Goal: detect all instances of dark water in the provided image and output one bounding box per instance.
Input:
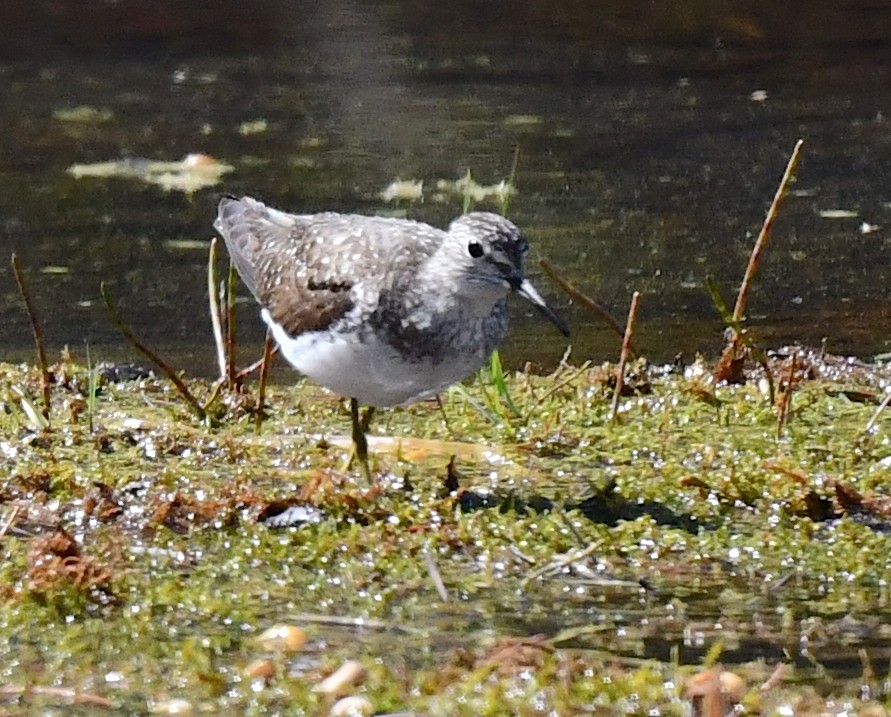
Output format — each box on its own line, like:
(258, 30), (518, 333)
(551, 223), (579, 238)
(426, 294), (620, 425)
(2, 0), (891, 372)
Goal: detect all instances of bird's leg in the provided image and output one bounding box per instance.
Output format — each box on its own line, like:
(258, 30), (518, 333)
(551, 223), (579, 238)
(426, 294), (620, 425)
(434, 394), (454, 436)
(359, 405), (376, 433)
(350, 397), (373, 484)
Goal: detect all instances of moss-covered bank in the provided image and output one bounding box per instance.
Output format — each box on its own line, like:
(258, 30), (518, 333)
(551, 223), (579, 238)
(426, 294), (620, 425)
(2, 351), (891, 715)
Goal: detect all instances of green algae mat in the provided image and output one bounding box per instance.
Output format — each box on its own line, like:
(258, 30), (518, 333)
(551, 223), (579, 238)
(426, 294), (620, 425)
(2, 350), (891, 716)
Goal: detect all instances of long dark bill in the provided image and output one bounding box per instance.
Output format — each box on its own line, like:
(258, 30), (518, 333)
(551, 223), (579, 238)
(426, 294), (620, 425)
(515, 278), (570, 337)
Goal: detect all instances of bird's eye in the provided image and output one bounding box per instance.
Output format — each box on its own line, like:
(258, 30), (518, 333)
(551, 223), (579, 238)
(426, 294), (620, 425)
(468, 241), (484, 258)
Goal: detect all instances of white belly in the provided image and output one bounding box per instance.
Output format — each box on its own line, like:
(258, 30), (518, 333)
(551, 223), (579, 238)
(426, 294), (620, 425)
(263, 310), (490, 407)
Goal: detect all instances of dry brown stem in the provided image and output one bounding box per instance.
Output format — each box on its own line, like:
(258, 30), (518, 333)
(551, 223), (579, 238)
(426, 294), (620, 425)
(732, 139), (804, 324)
(101, 282), (206, 421)
(11, 253), (51, 421)
(610, 291), (641, 421)
(539, 258), (628, 345)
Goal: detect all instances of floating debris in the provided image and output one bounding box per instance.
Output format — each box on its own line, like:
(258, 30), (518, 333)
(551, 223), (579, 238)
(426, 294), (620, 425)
(164, 239), (210, 251)
(330, 696), (373, 717)
(150, 698), (194, 716)
(818, 208), (859, 219)
(53, 105), (114, 123)
(750, 89), (768, 102)
(435, 170), (516, 205)
(11, 385), (49, 431)
(379, 172), (518, 206)
(255, 625), (308, 653)
(244, 659), (276, 680)
(259, 503), (326, 528)
(503, 114), (544, 127)
(239, 119), (268, 136)
(379, 178), (423, 202)
(67, 153), (234, 194)
(315, 660), (366, 697)
(685, 666), (747, 717)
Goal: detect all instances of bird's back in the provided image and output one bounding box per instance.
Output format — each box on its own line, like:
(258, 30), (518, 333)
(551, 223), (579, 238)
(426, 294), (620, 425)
(213, 196), (443, 336)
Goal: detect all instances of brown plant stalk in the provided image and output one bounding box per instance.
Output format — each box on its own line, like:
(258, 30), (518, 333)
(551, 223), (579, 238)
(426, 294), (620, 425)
(255, 331), (276, 432)
(101, 282), (206, 421)
(540, 257), (628, 346)
(11, 254), (51, 421)
(611, 291), (641, 421)
(732, 139), (804, 325)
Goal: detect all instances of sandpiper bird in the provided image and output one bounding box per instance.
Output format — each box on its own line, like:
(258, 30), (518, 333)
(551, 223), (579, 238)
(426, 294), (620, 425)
(214, 195), (569, 478)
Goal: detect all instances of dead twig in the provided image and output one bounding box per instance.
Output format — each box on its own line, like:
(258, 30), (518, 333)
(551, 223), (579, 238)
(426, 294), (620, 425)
(520, 541), (603, 588)
(759, 663), (788, 693)
(0, 683), (114, 707)
(611, 291), (641, 421)
(423, 549), (450, 602)
(732, 139), (804, 324)
(865, 391), (891, 433)
(522, 360), (591, 424)
(100, 282), (206, 421)
(709, 141), (802, 397)
(705, 276), (775, 401)
(11, 254), (51, 422)
(255, 331), (276, 433)
(0, 505), (21, 539)
(235, 346), (279, 381)
(540, 258), (627, 345)
(776, 350), (798, 437)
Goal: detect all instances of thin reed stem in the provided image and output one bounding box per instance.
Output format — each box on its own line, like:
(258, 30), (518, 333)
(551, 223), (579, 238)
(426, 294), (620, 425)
(732, 139), (804, 324)
(255, 331), (276, 433)
(207, 238), (227, 381)
(100, 282), (206, 421)
(11, 253), (51, 422)
(610, 291), (641, 422)
(540, 258), (627, 345)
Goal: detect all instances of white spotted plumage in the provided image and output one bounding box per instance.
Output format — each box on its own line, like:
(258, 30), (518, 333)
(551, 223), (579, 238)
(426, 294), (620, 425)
(214, 196), (568, 407)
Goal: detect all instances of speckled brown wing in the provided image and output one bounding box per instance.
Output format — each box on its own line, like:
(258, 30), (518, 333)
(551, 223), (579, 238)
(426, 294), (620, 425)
(213, 196), (441, 337)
